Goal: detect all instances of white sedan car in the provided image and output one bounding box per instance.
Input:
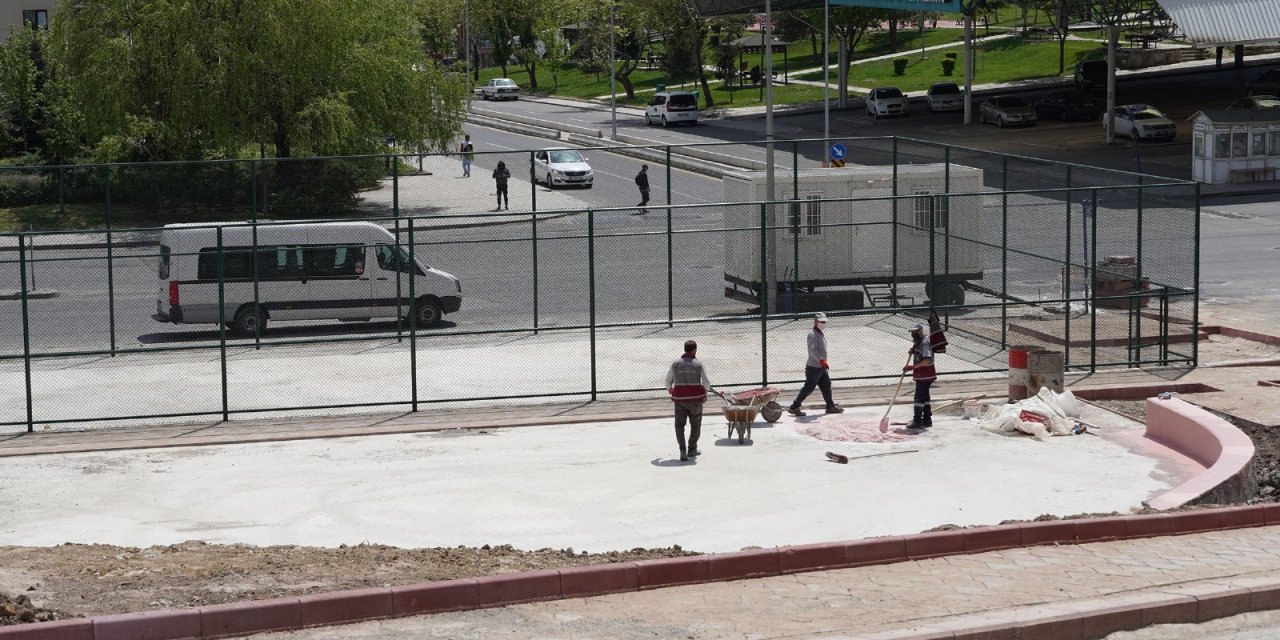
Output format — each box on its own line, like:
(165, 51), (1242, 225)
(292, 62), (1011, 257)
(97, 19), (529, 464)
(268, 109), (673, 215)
(865, 87), (908, 118)
(1104, 104), (1176, 140)
(480, 78), (520, 101)
(533, 149), (593, 189)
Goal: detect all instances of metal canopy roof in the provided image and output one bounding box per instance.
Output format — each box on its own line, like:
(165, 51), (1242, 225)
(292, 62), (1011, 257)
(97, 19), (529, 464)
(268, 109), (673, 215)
(1142, 0), (1280, 46)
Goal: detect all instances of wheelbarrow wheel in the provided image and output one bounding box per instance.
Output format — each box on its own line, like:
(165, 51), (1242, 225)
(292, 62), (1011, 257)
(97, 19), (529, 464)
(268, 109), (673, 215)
(761, 401), (783, 423)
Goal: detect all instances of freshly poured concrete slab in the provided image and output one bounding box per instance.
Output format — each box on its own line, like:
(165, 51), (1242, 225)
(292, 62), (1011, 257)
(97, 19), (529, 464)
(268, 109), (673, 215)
(0, 405), (1191, 552)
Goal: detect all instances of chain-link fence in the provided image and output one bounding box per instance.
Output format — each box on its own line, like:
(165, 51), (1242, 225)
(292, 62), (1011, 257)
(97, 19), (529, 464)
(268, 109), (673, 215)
(0, 138), (1198, 431)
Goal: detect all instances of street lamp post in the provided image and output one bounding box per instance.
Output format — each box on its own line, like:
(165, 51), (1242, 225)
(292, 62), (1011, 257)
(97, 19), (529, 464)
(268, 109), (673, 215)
(610, 1), (617, 140)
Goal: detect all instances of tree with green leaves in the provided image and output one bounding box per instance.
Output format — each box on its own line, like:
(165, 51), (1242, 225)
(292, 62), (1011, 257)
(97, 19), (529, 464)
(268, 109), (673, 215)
(793, 6), (890, 109)
(51, 0), (468, 161)
(1085, 0), (1157, 142)
(0, 24), (84, 163)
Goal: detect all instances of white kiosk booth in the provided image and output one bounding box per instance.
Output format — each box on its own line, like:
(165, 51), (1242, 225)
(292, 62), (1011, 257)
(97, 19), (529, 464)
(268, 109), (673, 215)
(1190, 109), (1280, 184)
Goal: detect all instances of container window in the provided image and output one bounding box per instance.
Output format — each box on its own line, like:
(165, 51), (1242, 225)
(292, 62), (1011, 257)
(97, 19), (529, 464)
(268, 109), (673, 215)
(1232, 132), (1248, 158)
(1193, 133), (1204, 158)
(913, 190), (949, 232)
(1252, 132), (1267, 157)
(1271, 131), (1280, 156)
(787, 194), (822, 236)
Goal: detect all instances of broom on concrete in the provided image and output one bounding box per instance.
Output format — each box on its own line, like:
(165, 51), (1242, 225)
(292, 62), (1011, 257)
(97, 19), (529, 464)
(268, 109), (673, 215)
(879, 354), (913, 433)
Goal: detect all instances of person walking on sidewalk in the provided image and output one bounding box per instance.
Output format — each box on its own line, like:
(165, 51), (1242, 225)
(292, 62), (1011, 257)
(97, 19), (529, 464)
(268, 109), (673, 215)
(634, 165), (650, 213)
(492, 161), (511, 211)
(903, 323), (937, 429)
(786, 313), (844, 417)
(666, 339), (712, 461)
(459, 134), (474, 177)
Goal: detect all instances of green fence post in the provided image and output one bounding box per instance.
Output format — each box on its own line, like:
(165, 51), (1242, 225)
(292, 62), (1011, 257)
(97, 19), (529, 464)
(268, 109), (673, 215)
(1090, 188), (1098, 372)
(1132, 179), (1143, 364)
(530, 151), (537, 212)
(928, 196), (936, 305)
(589, 208), (597, 400)
(532, 209), (540, 334)
(1000, 156), (1008, 349)
(251, 183), (262, 350)
(760, 202), (769, 386)
(1064, 166), (1072, 370)
(216, 227), (229, 421)
(392, 153), (399, 218)
(666, 145), (673, 327)
(1192, 182), (1201, 367)
(408, 216), (418, 412)
(891, 138), (900, 303)
(18, 234), (34, 432)
(104, 165), (116, 355)
(394, 169), (404, 341)
(943, 149), (951, 324)
(250, 159), (257, 218)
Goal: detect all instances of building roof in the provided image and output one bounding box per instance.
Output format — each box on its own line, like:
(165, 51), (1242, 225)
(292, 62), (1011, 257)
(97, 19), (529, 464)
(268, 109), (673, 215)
(1158, 0), (1280, 46)
(1192, 108), (1280, 123)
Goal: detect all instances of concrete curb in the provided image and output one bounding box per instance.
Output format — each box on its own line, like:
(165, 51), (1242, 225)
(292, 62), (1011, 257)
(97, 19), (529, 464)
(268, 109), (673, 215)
(0, 289), (58, 300)
(7, 505), (1280, 639)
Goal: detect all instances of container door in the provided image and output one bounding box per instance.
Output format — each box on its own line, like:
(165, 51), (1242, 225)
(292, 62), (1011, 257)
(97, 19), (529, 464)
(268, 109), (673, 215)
(849, 188), (893, 278)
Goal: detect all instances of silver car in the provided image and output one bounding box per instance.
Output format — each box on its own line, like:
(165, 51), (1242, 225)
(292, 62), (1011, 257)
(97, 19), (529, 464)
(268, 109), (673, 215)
(865, 87), (908, 119)
(979, 96), (1037, 127)
(481, 78), (520, 101)
(533, 149), (593, 189)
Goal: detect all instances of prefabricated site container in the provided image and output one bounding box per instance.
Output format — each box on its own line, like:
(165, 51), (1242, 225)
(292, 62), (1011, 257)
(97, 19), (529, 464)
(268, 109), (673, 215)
(722, 163), (984, 309)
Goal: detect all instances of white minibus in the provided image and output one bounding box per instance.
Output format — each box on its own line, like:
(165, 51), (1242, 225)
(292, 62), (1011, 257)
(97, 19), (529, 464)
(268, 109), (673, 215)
(154, 221), (462, 335)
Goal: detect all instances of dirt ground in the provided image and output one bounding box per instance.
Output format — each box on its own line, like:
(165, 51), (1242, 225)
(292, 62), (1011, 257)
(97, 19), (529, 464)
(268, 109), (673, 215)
(4, 332), (1279, 627)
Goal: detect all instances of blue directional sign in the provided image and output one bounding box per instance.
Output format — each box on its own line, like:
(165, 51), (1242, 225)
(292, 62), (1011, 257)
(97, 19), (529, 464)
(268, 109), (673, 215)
(830, 143), (847, 161)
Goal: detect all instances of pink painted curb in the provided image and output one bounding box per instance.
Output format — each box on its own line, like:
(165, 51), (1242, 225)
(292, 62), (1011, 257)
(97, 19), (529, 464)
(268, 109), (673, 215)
(10, 506), (1280, 640)
(1144, 397), (1257, 509)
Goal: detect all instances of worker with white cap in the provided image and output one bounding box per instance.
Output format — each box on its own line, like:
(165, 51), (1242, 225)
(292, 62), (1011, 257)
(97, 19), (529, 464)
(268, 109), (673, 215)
(904, 322), (937, 429)
(786, 312), (844, 417)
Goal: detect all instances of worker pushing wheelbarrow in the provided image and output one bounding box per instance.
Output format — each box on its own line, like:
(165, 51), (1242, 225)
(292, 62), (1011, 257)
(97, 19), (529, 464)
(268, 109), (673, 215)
(717, 386), (783, 444)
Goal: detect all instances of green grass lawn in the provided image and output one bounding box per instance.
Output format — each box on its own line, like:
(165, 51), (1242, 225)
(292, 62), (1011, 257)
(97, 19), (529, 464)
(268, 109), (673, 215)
(476, 34), (1106, 107)
(797, 39), (1105, 93)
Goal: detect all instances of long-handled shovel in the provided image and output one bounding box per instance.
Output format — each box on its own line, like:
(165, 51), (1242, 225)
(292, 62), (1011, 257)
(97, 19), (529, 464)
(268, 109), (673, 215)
(879, 354), (913, 433)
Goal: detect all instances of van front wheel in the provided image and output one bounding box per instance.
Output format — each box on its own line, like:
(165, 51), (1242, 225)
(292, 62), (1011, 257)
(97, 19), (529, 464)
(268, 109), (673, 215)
(232, 304), (266, 336)
(411, 297), (443, 328)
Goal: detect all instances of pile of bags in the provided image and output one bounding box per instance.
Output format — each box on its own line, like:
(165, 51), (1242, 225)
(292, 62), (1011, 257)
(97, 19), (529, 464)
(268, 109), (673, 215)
(977, 387), (1084, 441)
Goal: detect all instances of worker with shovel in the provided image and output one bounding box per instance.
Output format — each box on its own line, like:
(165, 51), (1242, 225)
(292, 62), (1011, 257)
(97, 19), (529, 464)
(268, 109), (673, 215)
(904, 323), (937, 429)
(666, 339), (713, 462)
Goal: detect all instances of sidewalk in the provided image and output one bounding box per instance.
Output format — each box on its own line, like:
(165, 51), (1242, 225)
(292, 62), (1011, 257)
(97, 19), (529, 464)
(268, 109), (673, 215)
(256, 523), (1280, 639)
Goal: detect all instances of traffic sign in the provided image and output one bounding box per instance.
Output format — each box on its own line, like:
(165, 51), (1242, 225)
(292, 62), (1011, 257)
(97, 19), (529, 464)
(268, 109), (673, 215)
(830, 143), (847, 161)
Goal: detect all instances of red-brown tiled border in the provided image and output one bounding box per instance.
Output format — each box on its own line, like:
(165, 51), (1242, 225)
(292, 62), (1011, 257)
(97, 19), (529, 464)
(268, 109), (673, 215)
(6, 506), (1280, 640)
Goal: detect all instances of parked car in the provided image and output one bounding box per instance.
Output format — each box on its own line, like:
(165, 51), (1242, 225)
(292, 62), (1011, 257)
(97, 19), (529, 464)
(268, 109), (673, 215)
(481, 78), (520, 101)
(978, 96), (1037, 127)
(1233, 94), (1280, 110)
(1246, 69), (1280, 96)
(1104, 104), (1176, 140)
(1033, 92), (1104, 121)
(645, 91), (699, 127)
(1074, 60), (1107, 93)
(865, 86), (908, 118)
(925, 82), (963, 112)
(533, 148), (593, 189)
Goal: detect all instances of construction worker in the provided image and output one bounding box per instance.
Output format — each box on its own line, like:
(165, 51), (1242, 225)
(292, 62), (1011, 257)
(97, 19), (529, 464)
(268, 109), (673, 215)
(904, 323), (937, 429)
(665, 339), (712, 462)
(786, 312), (844, 417)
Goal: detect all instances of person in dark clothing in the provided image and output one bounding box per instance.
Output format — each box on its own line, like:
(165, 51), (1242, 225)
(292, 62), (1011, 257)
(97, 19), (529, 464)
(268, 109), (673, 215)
(492, 161), (511, 211)
(634, 164), (650, 213)
(665, 339), (712, 461)
(903, 323), (937, 429)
